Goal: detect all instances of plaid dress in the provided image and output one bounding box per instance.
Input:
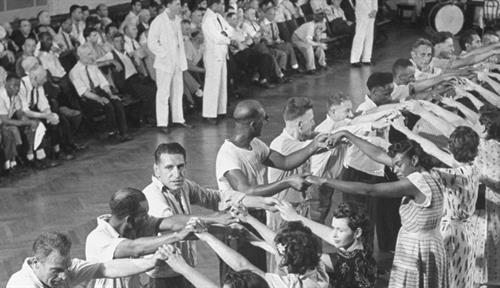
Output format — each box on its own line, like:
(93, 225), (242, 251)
(388, 171), (448, 288)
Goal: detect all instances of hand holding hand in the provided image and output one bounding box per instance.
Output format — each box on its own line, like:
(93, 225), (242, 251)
(47, 113), (60, 125)
(208, 212), (239, 226)
(156, 245), (188, 272)
(286, 173), (311, 192)
(305, 175), (326, 186)
(229, 204), (249, 222)
(29, 120), (39, 131)
(276, 201), (300, 221)
(110, 94), (121, 101)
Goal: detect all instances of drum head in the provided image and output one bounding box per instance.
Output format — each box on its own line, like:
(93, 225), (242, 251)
(434, 4), (464, 35)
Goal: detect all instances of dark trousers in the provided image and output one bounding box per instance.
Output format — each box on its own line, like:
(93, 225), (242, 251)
(219, 209), (267, 283)
(124, 74), (156, 119)
(149, 275), (195, 288)
(277, 22), (292, 42)
(340, 167), (401, 253)
(80, 97), (127, 135)
(232, 48), (274, 81)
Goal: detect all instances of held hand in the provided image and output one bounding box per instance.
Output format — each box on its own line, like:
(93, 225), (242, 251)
(262, 197), (281, 212)
(368, 10), (377, 18)
(276, 201), (300, 221)
(47, 113), (60, 125)
(157, 245), (189, 271)
(182, 217), (208, 235)
(312, 133), (332, 151)
(112, 60), (123, 72)
(476, 71), (490, 82)
(229, 205), (249, 222)
(109, 94), (121, 101)
(390, 115), (407, 131)
(208, 212), (239, 226)
(100, 97), (110, 105)
(286, 173), (312, 192)
(305, 175), (326, 186)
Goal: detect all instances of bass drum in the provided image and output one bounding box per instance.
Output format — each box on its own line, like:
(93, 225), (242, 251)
(428, 2), (465, 35)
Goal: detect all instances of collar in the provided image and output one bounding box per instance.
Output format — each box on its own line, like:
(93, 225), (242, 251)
(261, 18), (271, 25)
(282, 128), (299, 141)
(96, 214), (121, 238)
(21, 258), (47, 287)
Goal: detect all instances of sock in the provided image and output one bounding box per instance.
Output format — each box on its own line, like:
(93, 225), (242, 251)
(36, 149), (46, 160)
(27, 153), (34, 161)
(292, 64), (299, 69)
(11, 160), (17, 167)
(4, 161), (10, 169)
(54, 145), (60, 153)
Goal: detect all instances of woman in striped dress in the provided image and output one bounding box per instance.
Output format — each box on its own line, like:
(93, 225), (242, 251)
(307, 134), (447, 288)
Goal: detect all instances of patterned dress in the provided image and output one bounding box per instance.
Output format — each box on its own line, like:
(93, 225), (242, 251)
(327, 249), (377, 288)
(473, 139), (500, 283)
(432, 165), (479, 288)
(388, 171), (447, 288)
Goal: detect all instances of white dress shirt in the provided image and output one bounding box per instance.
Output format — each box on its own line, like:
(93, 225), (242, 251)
(19, 76), (50, 112)
(69, 61), (110, 96)
(0, 87), (22, 118)
(113, 49), (138, 79)
(38, 50), (66, 78)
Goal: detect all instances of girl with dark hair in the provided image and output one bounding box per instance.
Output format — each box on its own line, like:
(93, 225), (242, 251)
(196, 208), (329, 288)
(278, 201), (376, 288)
(224, 270), (270, 288)
(306, 131), (447, 288)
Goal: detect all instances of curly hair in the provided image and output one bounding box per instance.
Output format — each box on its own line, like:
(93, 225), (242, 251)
(387, 139), (435, 170)
(332, 202), (371, 254)
(479, 104), (500, 142)
(224, 270), (270, 288)
(448, 126), (479, 163)
(274, 222), (321, 275)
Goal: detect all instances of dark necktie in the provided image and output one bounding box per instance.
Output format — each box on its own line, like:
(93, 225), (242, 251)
(30, 87), (38, 109)
(85, 66), (96, 90)
(162, 186), (186, 214)
(271, 23), (277, 40)
(63, 33), (71, 49)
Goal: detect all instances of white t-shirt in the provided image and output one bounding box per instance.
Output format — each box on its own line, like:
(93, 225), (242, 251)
(216, 138), (270, 191)
(7, 258), (100, 288)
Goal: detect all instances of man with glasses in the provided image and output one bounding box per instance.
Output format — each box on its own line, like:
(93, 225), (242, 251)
(215, 99), (332, 275)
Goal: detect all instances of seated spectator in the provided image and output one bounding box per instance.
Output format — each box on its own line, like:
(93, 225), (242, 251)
(95, 3), (109, 20)
(120, 0), (142, 32)
(81, 5), (90, 22)
(149, 1), (162, 20)
(0, 26), (16, 71)
(137, 9), (151, 40)
(260, 6), (299, 72)
(109, 32), (155, 124)
(123, 22), (149, 76)
(190, 8), (206, 32)
(181, 1), (192, 20)
(18, 61), (64, 167)
(227, 12), (276, 88)
(459, 30), (482, 57)
(35, 10), (58, 40)
(15, 38), (37, 77)
(85, 15), (107, 45)
(273, 0), (300, 41)
(69, 5), (86, 45)
(11, 19), (37, 49)
(292, 14), (327, 73)
(69, 44), (131, 142)
(327, 0), (354, 36)
(180, 21), (204, 108)
(0, 71), (32, 173)
(183, 23), (205, 76)
(83, 27), (111, 61)
(54, 17), (77, 53)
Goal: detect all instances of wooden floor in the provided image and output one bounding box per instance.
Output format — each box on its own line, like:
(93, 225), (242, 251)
(0, 25), (423, 286)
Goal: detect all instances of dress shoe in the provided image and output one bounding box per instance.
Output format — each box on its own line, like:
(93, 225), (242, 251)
(351, 62), (362, 68)
(176, 122), (194, 129)
(305, 70), (316, 75)
(117, 134), (133, 143)
(204, 117), (218, 125)
(361, 61), (373, 66)
(157, 127), (171, 134)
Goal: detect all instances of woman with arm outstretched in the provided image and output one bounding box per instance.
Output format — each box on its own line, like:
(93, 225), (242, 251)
(306, 138), (447, 288)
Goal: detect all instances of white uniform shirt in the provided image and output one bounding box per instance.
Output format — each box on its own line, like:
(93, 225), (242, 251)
(19, 76), (51, 112)
(216, 138), (270, 191)
(112, 49), (138, 80)
(0, 87), (22, 118)
(38, 51), (66, 78)
(69, 61), (110, 96)
(7, 258), (100, 288)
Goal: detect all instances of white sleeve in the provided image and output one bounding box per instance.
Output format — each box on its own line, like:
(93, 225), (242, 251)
(68, 259), (102, 286)
(85, 230), (126, 262)
(18, 80), (29, 111)
(216, 146), (243, 180)
(143, 186), (173, 218)
(95, 67), (110, 89)
(147, 18), (168, 58)
(37, 88), (51, 112)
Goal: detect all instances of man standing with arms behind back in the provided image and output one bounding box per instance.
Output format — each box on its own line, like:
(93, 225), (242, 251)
(148, 0), (192, 134)
(201, 0), (232, 124)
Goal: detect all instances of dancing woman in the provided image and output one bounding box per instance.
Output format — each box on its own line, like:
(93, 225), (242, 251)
(307, 133), (447, 288)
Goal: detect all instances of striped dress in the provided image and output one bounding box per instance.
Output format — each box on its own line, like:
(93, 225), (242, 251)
(388, 171), (448, 288)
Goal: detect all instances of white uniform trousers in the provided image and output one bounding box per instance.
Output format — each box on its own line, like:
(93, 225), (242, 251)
(202, 57), (227, 118)
(350, 16), (375, 63)
(155, 68), (185, 126)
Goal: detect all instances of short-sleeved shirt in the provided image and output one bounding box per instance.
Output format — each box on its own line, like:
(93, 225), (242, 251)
(216, 138), (271, 191)
(391, 83), (412, 102)
(0, 87), (22, 118)
(85, 214), (161, 288)
(38, 51), (66, 78)
(7, 258), (100, 288)
(19, 76), (51, 112)
(69, 61), (110, 96)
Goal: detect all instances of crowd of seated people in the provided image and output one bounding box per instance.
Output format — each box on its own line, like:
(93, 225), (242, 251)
(0, 0), (355, 176)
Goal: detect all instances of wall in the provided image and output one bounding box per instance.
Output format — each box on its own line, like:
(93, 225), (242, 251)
(0, 0), (126, 22)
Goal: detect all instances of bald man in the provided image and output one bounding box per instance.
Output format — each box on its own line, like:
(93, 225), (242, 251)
(215, 99), (332, 274)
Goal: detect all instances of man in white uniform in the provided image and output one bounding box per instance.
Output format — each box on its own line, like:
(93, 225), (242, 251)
(201, 0), (232, 124)
(7, 231), (167, 288)
(350, 0), (377, 67)
(148, 0), (191, 134)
